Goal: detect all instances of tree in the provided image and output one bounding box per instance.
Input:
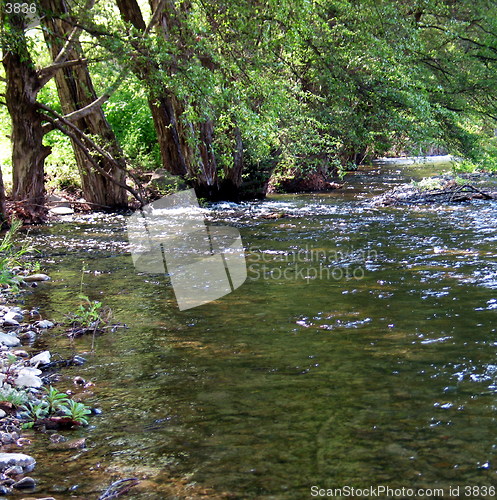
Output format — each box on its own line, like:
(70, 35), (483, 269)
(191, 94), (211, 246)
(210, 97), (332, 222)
(1, 7), (52, 222)
(1, 0), (141, 222)
(40, 0), (128, 208)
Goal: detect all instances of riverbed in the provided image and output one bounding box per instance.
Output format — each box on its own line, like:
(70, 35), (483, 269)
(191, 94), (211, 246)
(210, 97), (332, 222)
(17, 159), (497, 498)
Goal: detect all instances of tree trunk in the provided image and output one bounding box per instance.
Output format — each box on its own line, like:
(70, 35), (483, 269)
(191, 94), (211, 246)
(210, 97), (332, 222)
(116, 0), (221, 198)
(219, 126), (243, 201)
(2, 13), (49, 223)
(0, 166), (7, 227)
(41, 0), (128, 209)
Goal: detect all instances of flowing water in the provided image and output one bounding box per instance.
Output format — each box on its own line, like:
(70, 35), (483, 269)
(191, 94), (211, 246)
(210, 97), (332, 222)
(15, 160), (497, 498)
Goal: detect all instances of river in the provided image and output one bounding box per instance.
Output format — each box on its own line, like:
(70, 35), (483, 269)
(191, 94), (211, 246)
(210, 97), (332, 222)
(18, 159), (497, 498)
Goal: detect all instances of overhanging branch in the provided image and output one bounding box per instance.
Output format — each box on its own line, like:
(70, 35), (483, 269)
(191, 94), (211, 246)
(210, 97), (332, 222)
(37, 58), (88, 86)
(38, 103), (144, 205)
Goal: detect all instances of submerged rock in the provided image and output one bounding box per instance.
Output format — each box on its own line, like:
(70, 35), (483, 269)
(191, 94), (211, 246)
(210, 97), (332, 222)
(23, 274), (51, 282)
(0, 453), (36, 473)
(12, 475), (36, 489)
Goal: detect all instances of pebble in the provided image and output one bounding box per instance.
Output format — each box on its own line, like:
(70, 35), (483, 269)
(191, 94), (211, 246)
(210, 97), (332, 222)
(13, 350), (29, 357)
(49, 434), (66, 443)
(0, 484), (11, 494)
(4, 311), (24, 323)
(12, 476), (36, 489)
(0, 432), (14, 444)
(35, 320), (54, 329)
(0, 453), (36, 473)
(71, 355), (87, 365)
(23, 274), (51, 282)
(2, 317), (20, 327)
(0, 409), (5, 418)
(4, 465), (23, 476)
(0, 332), (21, 347)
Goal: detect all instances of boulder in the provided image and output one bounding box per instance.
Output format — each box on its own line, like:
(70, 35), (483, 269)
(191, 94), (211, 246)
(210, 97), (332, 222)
(49, 206), (74, 215)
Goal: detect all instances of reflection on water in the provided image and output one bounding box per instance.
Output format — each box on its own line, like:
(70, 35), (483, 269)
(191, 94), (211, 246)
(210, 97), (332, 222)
(17, 162), (497, 498)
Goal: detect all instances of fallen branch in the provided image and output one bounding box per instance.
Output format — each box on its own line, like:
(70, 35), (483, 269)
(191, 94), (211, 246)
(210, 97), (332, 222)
(373, 183), (497, 207)
(98, 478), (140, 499)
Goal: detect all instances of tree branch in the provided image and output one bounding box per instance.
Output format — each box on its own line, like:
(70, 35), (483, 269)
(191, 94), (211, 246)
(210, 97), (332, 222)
(62, 93), (110, 122)
(38, 103), (144, 205)
(36, 0), (95, 89)
(37, 58), (87, 86)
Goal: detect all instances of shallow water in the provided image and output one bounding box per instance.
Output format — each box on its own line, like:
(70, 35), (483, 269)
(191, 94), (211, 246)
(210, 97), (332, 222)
(15, 161), (497, 498)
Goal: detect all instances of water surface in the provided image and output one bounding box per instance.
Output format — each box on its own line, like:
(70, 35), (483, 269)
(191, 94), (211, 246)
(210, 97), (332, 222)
(17, 160), (497, 498)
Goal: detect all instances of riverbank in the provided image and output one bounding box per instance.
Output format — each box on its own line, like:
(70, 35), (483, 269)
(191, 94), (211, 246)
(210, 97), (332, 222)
(0, 266), (100, 497)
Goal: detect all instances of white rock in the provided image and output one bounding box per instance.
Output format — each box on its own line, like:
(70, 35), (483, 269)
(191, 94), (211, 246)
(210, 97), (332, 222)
(49, 206), (74, 215)
(23, 274), (51, 283)
(0, 333), (21, 347)
(18, 367), (42, 376)
(35, 320), (54, 329)
(14, 373), (43, 388)
(0, 453), (36, 473)
(0, 410), (6, 418)
(4, 311), (23, 323)
(15, 367), (43, 388)
(29, 350), (51, 366)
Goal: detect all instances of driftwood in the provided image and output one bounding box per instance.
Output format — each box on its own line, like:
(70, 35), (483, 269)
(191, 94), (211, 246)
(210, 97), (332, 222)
(374, 183), (497, 207)
(98, 478), (140, 499)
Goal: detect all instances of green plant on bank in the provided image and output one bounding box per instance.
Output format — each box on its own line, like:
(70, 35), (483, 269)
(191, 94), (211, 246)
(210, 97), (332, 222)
(452, 159), (480, 174)
(0, 218), (38, 290)
(20, 401), (49, 428)
(20, 387), (92, 428)
(44, 385), (69, 414)
(60, 399), (92, 426)
(0, 383), (29, 407)
(411, 177), (444, 191)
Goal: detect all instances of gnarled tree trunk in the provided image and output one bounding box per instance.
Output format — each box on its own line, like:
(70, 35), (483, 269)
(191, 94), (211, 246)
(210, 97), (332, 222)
(116, 0), (221, 198)
(2, 12), (49, 223)
(41, 0), (127, 209)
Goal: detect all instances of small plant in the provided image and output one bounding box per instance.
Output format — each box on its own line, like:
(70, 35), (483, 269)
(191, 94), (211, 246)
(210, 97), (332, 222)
(71, 294), (104, 327)
(20, 401), (49, 428)
(0, 353), (21, 385)
(44, 386), (69, 414)
(0, 218), (38, 290)
(60, 399), (92, 426)
(0, 383), (29, 407)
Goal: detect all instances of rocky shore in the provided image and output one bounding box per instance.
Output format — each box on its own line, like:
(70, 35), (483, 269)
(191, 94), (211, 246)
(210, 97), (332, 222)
(0, 272), (91, 498)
